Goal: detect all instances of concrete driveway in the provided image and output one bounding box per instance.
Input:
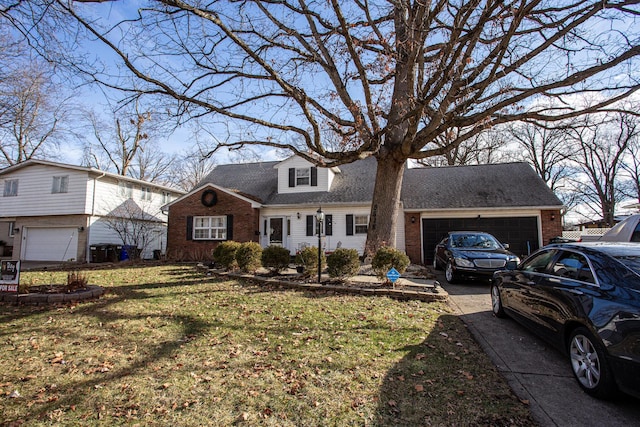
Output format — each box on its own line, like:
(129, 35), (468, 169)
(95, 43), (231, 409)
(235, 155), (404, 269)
(437, 274), (640, 427)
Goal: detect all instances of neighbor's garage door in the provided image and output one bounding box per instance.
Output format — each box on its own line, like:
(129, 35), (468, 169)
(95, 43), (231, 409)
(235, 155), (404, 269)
(422, 217), (539, 263)
(23, 228), (79, 261)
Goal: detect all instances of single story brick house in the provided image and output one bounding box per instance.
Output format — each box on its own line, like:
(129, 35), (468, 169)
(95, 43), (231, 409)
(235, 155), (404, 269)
(164, 155), (563, 264)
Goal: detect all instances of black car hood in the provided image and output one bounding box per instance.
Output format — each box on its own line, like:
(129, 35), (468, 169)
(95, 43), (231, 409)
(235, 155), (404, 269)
(452, 248), (515, 259)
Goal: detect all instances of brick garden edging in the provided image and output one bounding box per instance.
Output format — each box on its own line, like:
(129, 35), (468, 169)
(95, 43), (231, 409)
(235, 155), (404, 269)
(212, 271), (449, 302)
(0, 285), (105, 305)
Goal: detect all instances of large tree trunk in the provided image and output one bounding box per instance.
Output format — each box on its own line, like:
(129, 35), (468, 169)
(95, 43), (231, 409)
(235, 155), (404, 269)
(364, 154), (406, 258)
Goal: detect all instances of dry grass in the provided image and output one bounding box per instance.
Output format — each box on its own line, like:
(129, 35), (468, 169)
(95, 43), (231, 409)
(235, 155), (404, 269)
(0, 265), (535, 426)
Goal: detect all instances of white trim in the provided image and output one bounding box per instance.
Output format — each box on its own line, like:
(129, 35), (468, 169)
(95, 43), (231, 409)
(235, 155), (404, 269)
(163, 183), (262, 210)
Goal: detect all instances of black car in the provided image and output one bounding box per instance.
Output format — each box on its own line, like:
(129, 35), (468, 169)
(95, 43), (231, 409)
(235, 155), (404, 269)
(432, 231), (520, 283)
(491, 242), (640, 399)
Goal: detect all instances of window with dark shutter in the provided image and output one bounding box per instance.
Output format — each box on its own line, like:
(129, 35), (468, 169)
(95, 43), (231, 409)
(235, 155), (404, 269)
(311, 167), (317, 186)
(289, 168), (295, 187)
(186, 216), (193, 240)
(226, 215), (233, 240)
(306, 215), (314, 236)
(325, 214), (333, 236)
(346, 214), (354, 236)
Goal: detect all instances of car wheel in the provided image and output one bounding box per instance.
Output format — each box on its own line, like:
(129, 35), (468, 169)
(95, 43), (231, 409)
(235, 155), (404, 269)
(490, 282), (506, 318)
(445, 261), (457, 284)
(568, 327), (617, 399)
(432, 255), (440, 270)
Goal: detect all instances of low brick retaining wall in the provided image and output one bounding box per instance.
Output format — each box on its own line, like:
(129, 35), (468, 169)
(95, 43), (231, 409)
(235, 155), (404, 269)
(0, 285), (105, 305)
(214, 271), (449, 303)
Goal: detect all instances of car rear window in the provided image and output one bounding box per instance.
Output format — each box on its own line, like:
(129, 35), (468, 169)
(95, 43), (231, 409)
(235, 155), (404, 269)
(612, 255), (640, 276)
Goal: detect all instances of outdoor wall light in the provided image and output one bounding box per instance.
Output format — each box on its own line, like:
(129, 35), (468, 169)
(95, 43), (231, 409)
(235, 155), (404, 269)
(297, 212), (301, 219)
(551, 213), (556, 221)
(411, 216), (416, 224)
(13, 227), (20, 233)
(78, 226), (85, 232)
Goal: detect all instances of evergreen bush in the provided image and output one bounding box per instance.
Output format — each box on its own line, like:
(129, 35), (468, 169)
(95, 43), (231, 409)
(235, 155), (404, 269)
(236, 241), (263, 273)
(212, 241), (241, 270)
(294, 246), (326, 277)
(261, 245), (292, 273)
(372, 246), (410, 279)
(327, 248), (360, 280)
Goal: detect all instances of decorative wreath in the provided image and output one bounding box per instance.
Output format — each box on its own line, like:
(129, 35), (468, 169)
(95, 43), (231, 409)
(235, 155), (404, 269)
(201, 189), (218, 207)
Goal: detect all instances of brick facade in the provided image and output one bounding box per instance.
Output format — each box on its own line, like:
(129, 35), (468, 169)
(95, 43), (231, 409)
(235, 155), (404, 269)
(166, 187), (260, 260)
(404, 213), (422, 264)
(540, 209), (563, 245)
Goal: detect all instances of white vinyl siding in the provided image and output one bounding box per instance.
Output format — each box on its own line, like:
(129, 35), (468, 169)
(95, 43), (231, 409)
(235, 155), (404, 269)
(259, 206), (404, 255)
(52, 175), (69, 193)
(118, 181), (133, 198)
(193, 216), (227, 240)
(276, 157), (334, 194)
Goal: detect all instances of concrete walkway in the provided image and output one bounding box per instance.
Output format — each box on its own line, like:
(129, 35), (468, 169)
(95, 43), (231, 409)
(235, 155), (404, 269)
(438, 274), (640, 427)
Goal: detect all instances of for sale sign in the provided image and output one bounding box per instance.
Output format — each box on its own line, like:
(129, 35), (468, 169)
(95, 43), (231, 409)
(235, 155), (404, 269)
(0, 260), (20, 292)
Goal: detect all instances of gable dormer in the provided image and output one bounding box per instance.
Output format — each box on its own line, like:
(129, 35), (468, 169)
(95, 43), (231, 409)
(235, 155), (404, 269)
(275, 156), (339, 194)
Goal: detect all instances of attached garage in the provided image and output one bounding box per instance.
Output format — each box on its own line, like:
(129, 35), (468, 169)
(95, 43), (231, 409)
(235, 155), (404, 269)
(422, 216), (540, 264)
(22, 227), (79, 261)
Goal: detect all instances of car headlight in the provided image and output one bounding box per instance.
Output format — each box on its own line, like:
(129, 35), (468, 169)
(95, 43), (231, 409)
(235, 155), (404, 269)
(454, 257), (474, 268)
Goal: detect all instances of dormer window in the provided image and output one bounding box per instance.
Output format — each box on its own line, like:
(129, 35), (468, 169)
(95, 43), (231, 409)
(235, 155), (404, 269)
(288, 167), (317, 188)
(296, 168), (310, 186)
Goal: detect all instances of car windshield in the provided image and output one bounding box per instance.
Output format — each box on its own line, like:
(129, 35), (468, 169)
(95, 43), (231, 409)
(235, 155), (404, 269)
(450, 233), (501, 249)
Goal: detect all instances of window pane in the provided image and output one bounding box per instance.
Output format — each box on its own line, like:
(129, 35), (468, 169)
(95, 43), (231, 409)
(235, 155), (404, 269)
(355, 215), (368, 234)
(552, 252), (594, 283)
(296, 168), (310, 185)
(4, 180), (18, 197)
(522, 250), (555, 273)
(193, 216), (226, 240)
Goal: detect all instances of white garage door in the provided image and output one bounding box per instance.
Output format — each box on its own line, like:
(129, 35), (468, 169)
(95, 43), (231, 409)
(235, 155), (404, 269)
(23, 228), (79, 261)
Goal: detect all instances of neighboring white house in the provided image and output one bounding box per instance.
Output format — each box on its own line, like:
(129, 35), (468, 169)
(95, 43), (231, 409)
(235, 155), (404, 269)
(0, 160), (184, 262)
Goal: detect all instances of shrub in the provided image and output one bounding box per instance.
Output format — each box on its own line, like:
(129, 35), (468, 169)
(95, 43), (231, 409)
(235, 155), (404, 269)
(236, 241), (263, 273)
(372, 246), (410, 279)
(327, 248), (360, 280)
(294, 246), (326, 277)
(262, 245), (292, 274)
(212, 241), (241, 270)
(66, 270), (89, 292)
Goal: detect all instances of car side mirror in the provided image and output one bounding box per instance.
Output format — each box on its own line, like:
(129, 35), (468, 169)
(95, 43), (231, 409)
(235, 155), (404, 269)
(506, 260), (518, 270)
(503, 243), (510, 249)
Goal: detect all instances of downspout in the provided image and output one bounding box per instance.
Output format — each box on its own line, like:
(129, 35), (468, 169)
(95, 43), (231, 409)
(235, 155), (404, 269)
(88, 171), (107, 262)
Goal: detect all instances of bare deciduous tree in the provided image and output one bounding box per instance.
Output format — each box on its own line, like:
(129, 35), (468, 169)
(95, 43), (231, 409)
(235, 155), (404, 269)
(567, 111), (639, 226)
(418, 128), (508, 166)
(83, 100), (158, 177)
(0, 55), (71, 167)
(505, 121), (574, 193)
(6, 1), (640, 254)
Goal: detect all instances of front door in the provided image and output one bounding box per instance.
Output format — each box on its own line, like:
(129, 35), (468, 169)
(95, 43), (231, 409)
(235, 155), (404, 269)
(269, 218), (284, 246)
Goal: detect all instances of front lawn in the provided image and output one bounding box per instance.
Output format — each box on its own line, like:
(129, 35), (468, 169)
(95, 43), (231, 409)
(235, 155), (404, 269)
(1, 265), (535, 426)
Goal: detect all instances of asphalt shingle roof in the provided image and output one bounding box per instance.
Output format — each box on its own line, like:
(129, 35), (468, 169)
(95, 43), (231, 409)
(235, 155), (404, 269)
(199, 158), (562, 209)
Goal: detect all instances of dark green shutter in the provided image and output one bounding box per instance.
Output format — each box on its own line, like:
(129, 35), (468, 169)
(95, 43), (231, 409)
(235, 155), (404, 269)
(325, 214), (332, 236)
(306, 215), (314, 236)
(226, 215), (233, 240)
(289, 168), (295, 187)
(311, 167), (317, 186)
(186, 216), (193, 240)
(346, 214), (354, 236)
